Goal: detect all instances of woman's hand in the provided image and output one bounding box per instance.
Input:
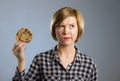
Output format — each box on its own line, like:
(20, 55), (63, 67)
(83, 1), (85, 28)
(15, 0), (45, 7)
(12, 42), (26, 72)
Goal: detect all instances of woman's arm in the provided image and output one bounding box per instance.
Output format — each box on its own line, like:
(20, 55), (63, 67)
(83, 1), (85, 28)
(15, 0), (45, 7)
(12, 42), (41, 81)
(12, 42), (26, 72)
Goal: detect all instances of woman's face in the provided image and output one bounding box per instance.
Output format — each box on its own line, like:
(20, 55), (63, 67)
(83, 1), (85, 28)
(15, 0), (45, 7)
(55, 16), (78, 46)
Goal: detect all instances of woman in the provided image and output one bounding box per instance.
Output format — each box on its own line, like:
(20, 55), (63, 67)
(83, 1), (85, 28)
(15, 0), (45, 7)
(12, 7), (98, 81)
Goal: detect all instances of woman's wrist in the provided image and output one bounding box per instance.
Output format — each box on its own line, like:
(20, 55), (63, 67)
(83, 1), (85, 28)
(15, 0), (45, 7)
(18, 61), (25, 72)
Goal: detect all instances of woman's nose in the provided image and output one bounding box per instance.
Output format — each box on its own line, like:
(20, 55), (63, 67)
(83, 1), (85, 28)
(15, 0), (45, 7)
(63, 27), (69, 35)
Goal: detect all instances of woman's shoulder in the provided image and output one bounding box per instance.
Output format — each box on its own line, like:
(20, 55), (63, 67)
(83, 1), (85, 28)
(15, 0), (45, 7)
(33, 47), (55, 60)
(77, 52), (97, 67)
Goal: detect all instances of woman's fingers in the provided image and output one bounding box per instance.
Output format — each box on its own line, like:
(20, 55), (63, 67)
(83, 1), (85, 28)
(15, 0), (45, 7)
(12, 42), (26, 55)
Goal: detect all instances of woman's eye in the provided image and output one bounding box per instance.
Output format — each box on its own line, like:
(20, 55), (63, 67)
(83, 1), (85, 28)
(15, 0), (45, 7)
(69, 25), (75, 29)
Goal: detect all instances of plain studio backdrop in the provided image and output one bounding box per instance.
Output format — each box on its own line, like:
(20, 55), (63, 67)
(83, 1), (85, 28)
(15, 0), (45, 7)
(0, 0), (120, 81)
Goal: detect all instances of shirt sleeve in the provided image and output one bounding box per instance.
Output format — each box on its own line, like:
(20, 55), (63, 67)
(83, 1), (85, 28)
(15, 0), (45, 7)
(12, 67), (25, 81)
(12, 55), (41, 81)
(90, 63), (98, 81)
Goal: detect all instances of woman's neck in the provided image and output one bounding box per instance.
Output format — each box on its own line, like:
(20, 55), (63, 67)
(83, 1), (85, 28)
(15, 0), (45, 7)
(57, 44), (76, 57)
(57, 44), (76, 69)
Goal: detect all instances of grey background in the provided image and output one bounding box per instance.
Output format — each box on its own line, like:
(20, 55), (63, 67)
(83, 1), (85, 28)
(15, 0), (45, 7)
(0, 0), (120, 81)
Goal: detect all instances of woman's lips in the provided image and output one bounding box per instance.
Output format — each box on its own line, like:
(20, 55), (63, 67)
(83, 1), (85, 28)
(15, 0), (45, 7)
(63, 37), (71, 40)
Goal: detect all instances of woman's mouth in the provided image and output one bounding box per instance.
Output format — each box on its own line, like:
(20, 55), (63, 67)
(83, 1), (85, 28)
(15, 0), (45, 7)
(63, 37), (71, 40)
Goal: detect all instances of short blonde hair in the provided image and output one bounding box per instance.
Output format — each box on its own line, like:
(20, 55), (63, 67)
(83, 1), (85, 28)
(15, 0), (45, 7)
(50, 7), (84, 42)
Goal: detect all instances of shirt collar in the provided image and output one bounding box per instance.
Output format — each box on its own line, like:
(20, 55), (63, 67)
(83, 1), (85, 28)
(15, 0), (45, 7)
(50, 45), (60, 62)
(74, 48), (82, 63)
(50, 45), (82, 63)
